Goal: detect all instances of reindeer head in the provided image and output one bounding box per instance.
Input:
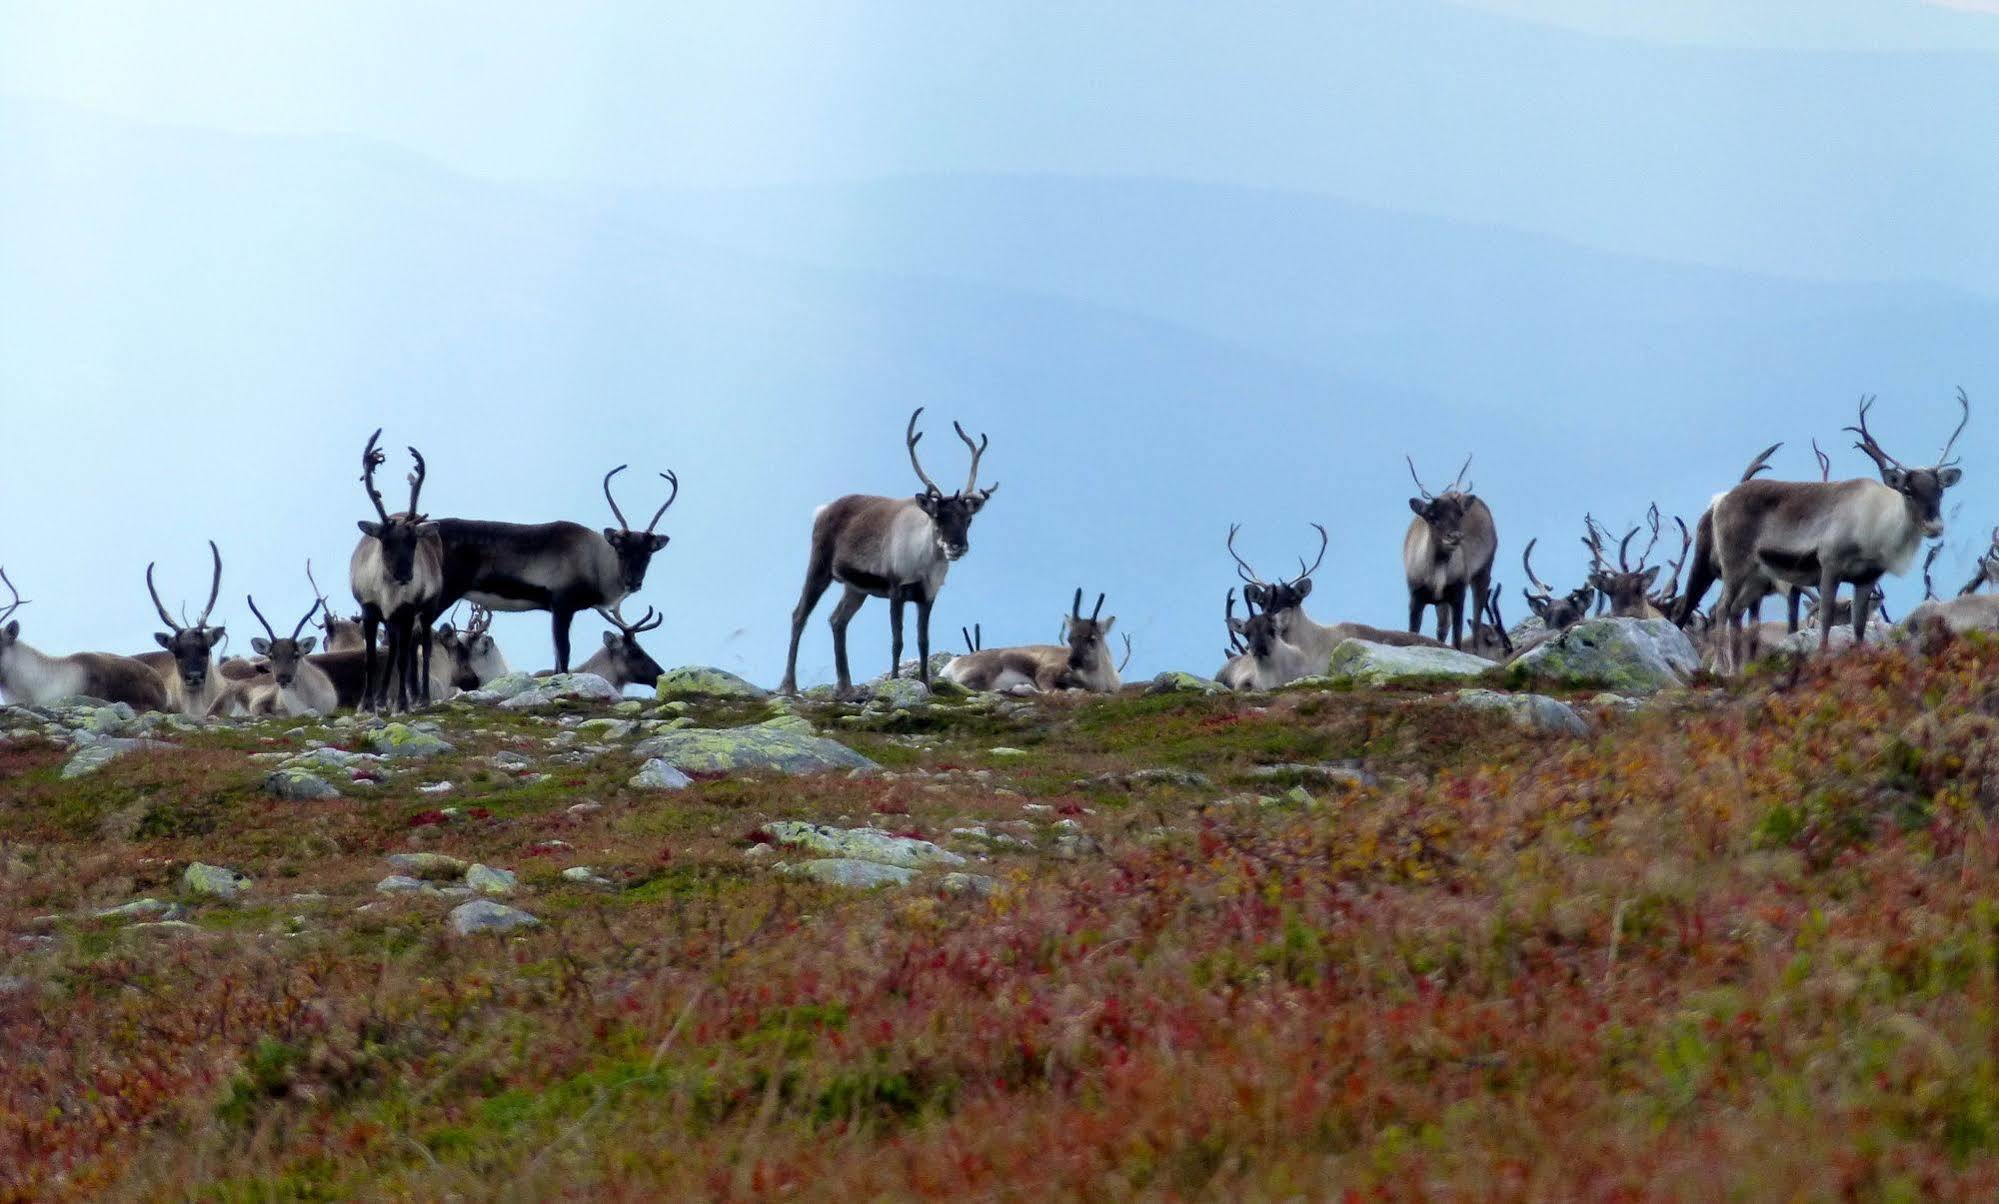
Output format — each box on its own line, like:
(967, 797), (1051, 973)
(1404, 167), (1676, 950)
(246, 592), (321, 689)
(303, 561), (366, 652)
(147, 540), (226, 692)
(1957, 529), (1999, 598)
(435, 606), (506, 692)
(1062, 588), (1118, 674)
(1846, 390), (1968, 539)
(0, 567), (28, 653)
(1225, 591), (1286, 661)
(356, 429), (438, 584)
(1228, 523), (1327, 614)
(1406, 454), (1477, 553)
(602, 465), (679, 594)
(1471, 580), (1514, 659)
(905, 408), (997, 561)
(1648, 514), (1693, 616)
(592, 601), (666, 688)
(1584, 512), (1663, 618)
(1521, 537), (1593, 629)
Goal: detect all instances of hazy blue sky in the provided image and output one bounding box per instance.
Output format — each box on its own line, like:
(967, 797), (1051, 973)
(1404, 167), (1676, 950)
(2, 2), (1995, 685)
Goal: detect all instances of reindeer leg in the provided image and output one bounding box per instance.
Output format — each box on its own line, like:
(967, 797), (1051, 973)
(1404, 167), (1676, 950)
(888, 587), (907, 680)
(361, 610), (381, 713)
(1785, 588), (1802, 635)
(1408, 593), (1425, 637)
(419, 618), (434, 704)
(1818, 570), (1840, 655)
(1469, 575), (1490, 654)
(781, 558), (835, 695)
(915, 590), (934, 688)
(551, 605), (577, 674)
(827, 585), (868, 697)
(1853, 578), (1876, 646)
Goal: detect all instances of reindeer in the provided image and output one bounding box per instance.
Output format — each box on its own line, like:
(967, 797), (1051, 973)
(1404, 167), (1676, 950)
(303, 562), (367, 653)
(433, 605), (510, 697)
(138, 540), (228, 717)
(350, 430), (444, 712)
(1520, 538), (1595, 633)
(1675, 441), (1785, 630)
(940, 589), (1123, 694)
(1221, 592), (1312, 691)
(1584, 510), (1666, 620)
(1957, 528), (1999, 597)
(1712, 392), (1969, 669)
(1648, 516), (1695, 619)
(0, 569), (169, 710)
(574, 602), (666, 692)
(209, 593), (337, 717)
(1403, 455), (1498, 650)
(1229, 524), (1441, 689)
(423, 464), (679, 680)
(779, 408), (996, 696)
(1468, 580), (1515, 661)
(1901, 535), (1999, 636)
(1216, 590), (1260, 691)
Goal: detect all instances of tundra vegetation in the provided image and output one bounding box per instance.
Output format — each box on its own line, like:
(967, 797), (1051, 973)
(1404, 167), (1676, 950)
(9, 632), (1999, 1199)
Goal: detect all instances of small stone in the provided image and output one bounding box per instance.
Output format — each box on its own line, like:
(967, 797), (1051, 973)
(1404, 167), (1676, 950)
(95, 897), (176, 921)
(449, 900), (540, 935)
(561, 866), (613, 886)
(60, 737), (162, 779)
(567, 801), (603, 817)
(783, 858), (918, 888)
(654, 666), (771, 702)
(183, 862), (251, 901)
(759, 821), (965, 869)
(988, 747), (1028, 757)
(366, 723), (454, 760)
(419, 781), (454, 794)
(1147, 671), (1227, 695)
(490, 750), (535, 771)
(938, 872), (999, 897)
(628, 758), (694, 790)
(464, 864), (518, 895)
(376, 875), (435, 894)
(263, 768), (342, 800)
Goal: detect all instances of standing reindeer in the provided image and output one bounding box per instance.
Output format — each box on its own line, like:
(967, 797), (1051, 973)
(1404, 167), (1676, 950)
(940, 589), (1123, 694)
(1712, 392), (1969, 668)
(426, 463), (679, 680)
(210, 593), (337, 717)
(139, 540), (229, 717)
(350, 430), (443, 712)
(779, 408), (996, 696)
(0, 568), (168, 710)
(574, 602), (666, 693)
(1674, 441), (1785, 630)
(1403, 455), (1497, 650)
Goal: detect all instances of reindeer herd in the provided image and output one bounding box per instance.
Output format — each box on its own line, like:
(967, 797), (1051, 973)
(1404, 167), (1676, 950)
(0, 394), (1992, 720)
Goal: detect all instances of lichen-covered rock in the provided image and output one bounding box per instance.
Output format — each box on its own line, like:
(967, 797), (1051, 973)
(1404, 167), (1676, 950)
(94, 897), (187, 921)
(385, 852), (469, 881)
(1147, 671), (1227, 695)
(629, 758), (694, 790)
(1326, 640), (1493, 686)
(576, 718), (636, 740)
(561, 866), (613, 886)
(939, 872), (1000, 897)
(866, 678), (931, 711)
(376, 875), (434, 894)
(760, 821), (965, 869)
(60, 737), (163, 779)
(455, 672), (538, 703)
(183, 862), (250, 901)
(1509, 617), (1698, 695)
(366, 723), (454, 760)
(632, 720), (878, 776)
(448, 900), (540, 935)
(281, 747), (386, 774)
(464, 864), (518, 895)
(264, 767), (341, 800)
(499, 673), (623, 711)
(655, 666), (770, 702)
(1454, 689), (1591, 737)
(783, 858), (918, 889)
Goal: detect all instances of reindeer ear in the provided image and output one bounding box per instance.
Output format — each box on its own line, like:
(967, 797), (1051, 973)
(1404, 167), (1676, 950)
(1408, 498), (1426, 517)
(605, 631), (621, 649)
(251, 637), (271, 656)
(648, 533), (670, 552)
(155, 633), (173, 650)
(415, 522), (440, 538)
(1641, 566), (1662, 588)
(1883, 467), (1909, 490)
(3, 620), (16, 639)
(357, 521), (383, 538)
(297, 637), (317, 655)
(603, 527), (621, 542)
(1228, 617), (1248, 634)
(1294, 579), (1313, 601)
(1100, 616), (1116, 636)
(1938, 467), (1963, 488)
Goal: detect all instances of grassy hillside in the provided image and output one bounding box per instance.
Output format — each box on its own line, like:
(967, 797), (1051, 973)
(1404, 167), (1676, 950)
(8, 641), (1999, 1198)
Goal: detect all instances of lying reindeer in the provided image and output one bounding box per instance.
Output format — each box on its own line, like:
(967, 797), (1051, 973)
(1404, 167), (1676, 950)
(940, 589), (1125, 694)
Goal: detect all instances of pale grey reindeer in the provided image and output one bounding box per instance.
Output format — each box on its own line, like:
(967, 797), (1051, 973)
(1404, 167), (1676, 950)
(1403, 455), (1498, 650)
(137, 540), (229, 717)
(1228, 523), (1442, 690)
(349, 429), (444, 712)
(574, 601), (667, 692)
(1216, 590), (1260, 691)
(1902, 533), (1999, 635)
(1712, 391), (1969, 669)
(0, 568), (169, 711)
(780, 408), (996, 696)
(940, 588), (1124, 694)
(209, 592), (338, 718)
(433, 604), (510, 697)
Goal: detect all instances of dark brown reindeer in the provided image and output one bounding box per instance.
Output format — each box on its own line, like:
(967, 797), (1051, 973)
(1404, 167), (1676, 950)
(425, 463), (679, 681)
(0, 568), (168, 710)
(349, 430), (443, 712)
(1520, 538), (1594, 633)
(575, 601), (667, 692)
(779, 408), (996, 696)
(1403, 455), (1497, 650)
(138, 540), (228, 716)
(1712, 392), (1968, 669)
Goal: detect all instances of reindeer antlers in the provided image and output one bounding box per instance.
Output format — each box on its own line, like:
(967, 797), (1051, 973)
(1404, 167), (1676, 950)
(0, 566), (28, 625)
(904, 408), (997, 499)
(1522, 538), (1555, 597)
(147, 541), (222, 634)
(1226, 523), (1262, 585)
(603, 465), (681, 533)
(1845, 394), (1906, 475)
(1812, 439), (1832, 482)
(1070, 588), (1107, 624)
(360, 429), (428, 522)
(1739, 442), (1782, 483)
(1294, 523), (1329, 585)
(598, 601), (663, 636)
(1940, 387), (1971, 467)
